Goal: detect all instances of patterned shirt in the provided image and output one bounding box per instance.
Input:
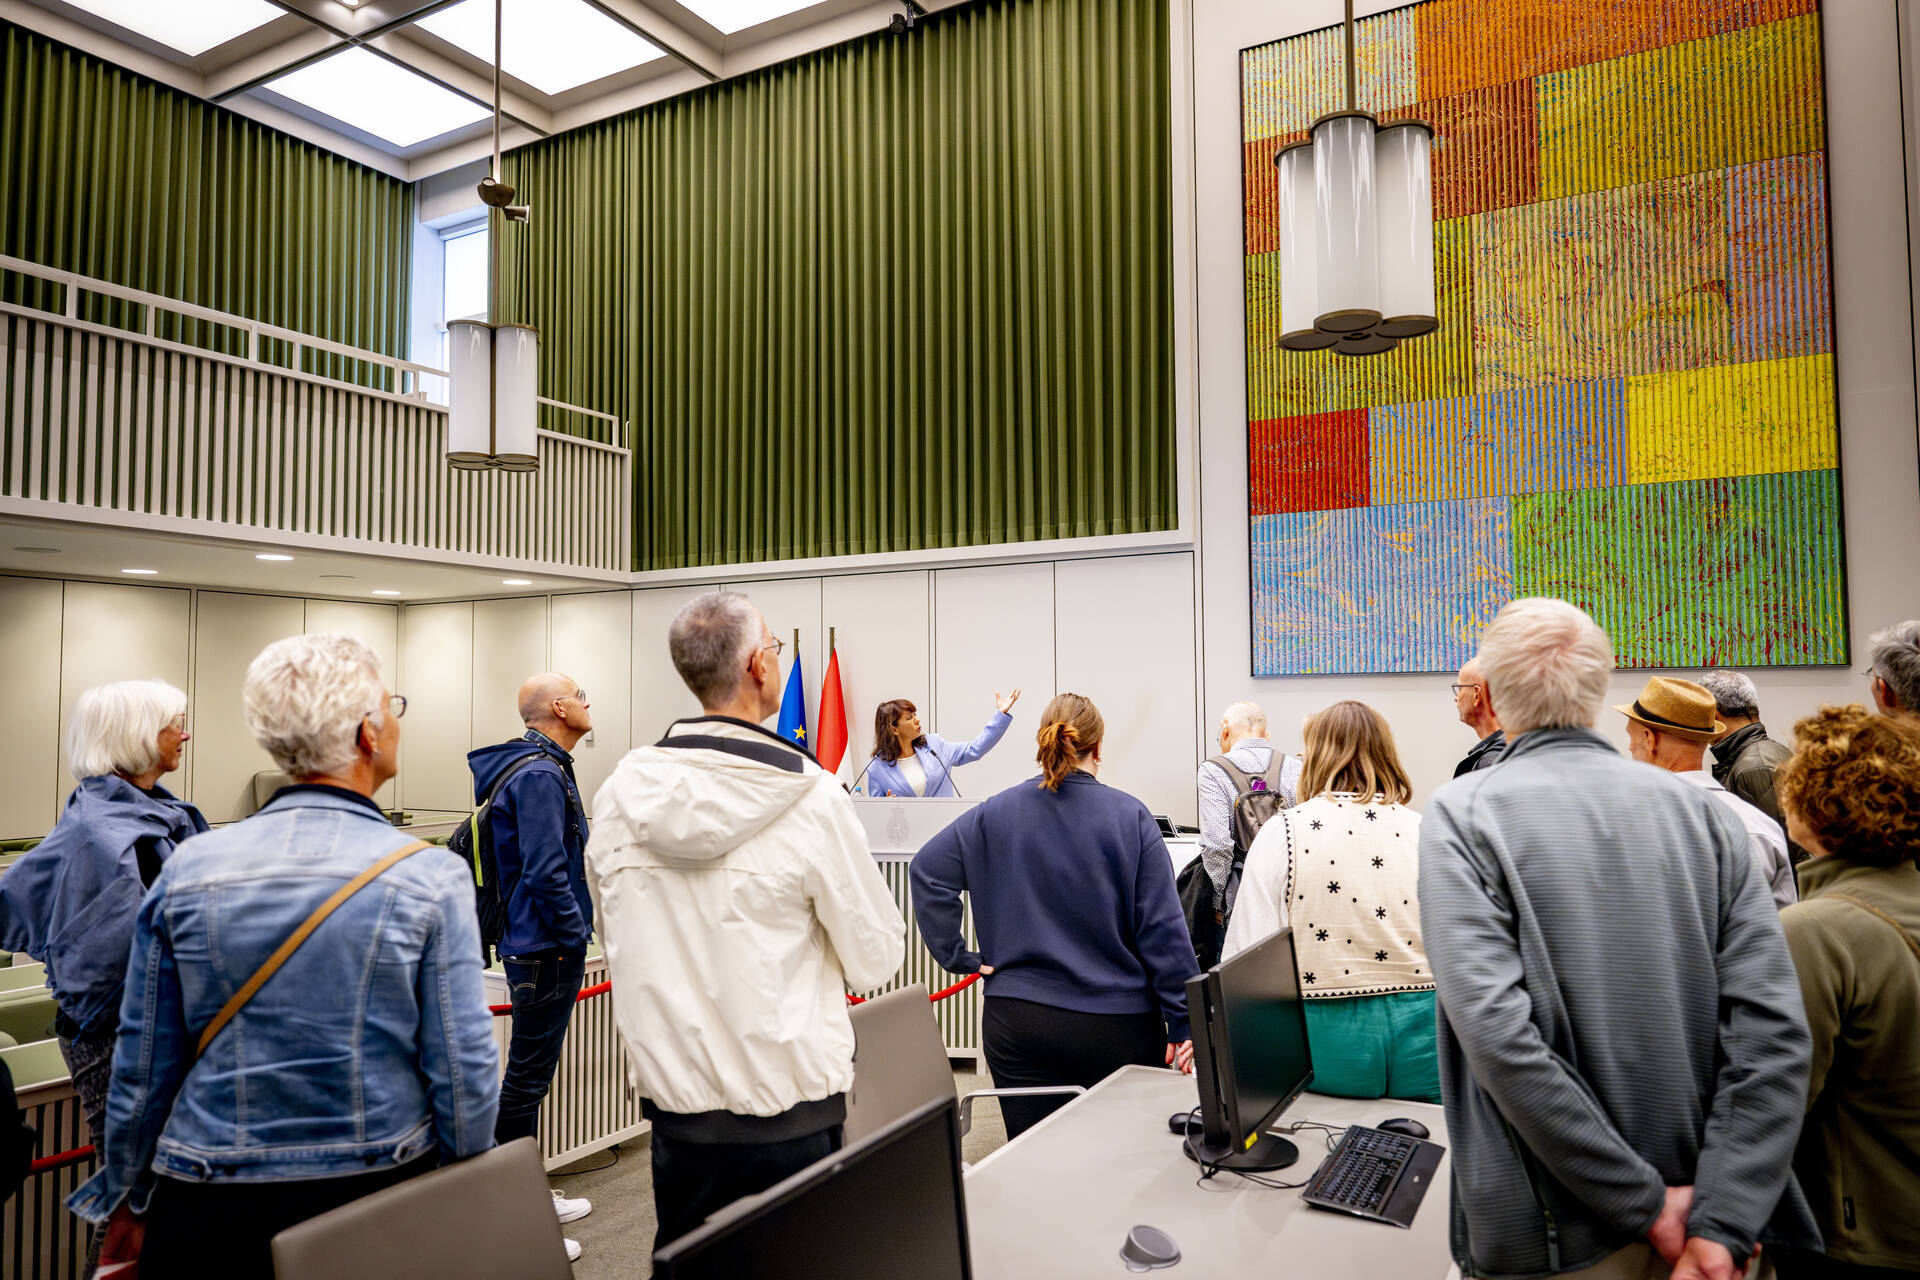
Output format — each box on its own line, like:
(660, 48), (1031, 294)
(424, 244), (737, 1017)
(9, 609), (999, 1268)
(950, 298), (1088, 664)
(1223, 793), (1432, 998)
(1195, 739), (1301, 894)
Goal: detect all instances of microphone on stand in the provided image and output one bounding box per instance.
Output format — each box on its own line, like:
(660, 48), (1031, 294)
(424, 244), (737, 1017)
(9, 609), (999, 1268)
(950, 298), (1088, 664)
(849, 747), (882, 795)
(929, 751), (963, 799)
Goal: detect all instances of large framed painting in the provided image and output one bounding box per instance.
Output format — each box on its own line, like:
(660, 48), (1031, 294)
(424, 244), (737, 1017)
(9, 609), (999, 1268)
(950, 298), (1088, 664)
(1243, 1), (1844, 675)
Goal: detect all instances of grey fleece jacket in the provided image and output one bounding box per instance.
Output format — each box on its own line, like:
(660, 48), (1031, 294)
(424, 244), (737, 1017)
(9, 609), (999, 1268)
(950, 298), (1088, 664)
(1417, 728), (1820, 1279)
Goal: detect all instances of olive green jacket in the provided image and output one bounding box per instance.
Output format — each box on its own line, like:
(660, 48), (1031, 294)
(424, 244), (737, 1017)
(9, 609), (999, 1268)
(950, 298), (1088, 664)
(1781, 857), (1920, 1272)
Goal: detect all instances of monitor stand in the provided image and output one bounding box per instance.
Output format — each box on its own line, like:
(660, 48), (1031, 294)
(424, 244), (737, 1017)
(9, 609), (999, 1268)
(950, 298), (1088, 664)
(1182, 1132), (1300, 1173)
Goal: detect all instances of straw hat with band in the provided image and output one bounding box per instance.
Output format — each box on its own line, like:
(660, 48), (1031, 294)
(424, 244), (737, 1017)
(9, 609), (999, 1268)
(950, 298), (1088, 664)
(1614, 677), (1726, 743)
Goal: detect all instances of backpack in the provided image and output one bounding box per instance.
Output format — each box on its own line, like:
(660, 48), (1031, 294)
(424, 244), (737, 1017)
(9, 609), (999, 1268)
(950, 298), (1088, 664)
(448, 755), (544, 965)
(1176, 751), (1292, 971)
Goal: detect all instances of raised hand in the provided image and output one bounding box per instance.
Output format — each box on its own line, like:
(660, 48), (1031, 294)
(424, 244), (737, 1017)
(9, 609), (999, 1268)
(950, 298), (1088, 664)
(995, 689), (1022, 715)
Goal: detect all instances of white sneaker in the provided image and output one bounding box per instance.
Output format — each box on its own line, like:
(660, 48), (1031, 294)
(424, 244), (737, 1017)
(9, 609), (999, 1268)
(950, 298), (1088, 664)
(564, 1238), (582, 1263)
(551, 1188), (592, 1224)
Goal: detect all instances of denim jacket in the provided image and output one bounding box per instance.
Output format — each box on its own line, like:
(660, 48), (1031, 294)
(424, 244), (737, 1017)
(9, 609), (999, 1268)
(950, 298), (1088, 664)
(70, 787), (499, 1222)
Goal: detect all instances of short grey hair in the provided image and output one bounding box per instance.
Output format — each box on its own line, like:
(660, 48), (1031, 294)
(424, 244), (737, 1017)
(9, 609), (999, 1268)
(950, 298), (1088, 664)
(1699, 670), (1760, 720)
(244, 633), (386, 779)
(66, 680), (188, 781)
(669, 592), (762, 709)
(1870, 620), (1920, 710)
(1220, 701), (1268, 737)
(1475, 597), (1614, 737)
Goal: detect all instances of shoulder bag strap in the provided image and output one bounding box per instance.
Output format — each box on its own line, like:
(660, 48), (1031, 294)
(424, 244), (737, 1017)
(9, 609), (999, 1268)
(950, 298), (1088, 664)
(1206, 754), (1253, 792)
(194, 838), (433, 1060)
(1828, 892), (1920, 965)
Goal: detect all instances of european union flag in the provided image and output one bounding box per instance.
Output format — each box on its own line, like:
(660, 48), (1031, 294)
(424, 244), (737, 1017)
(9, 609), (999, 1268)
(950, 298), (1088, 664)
(776, 648), (807, 746)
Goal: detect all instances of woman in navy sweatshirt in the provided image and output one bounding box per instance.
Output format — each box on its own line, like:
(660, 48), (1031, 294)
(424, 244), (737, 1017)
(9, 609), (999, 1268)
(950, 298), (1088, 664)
(909, 693), (1198, 1138)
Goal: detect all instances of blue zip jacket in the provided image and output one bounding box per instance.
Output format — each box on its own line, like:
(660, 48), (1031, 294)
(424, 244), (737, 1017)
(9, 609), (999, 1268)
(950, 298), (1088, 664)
(909, 771), (1198, 1042)
(861, 711), (1011, 798)
(468, 731), (591, 956)
(68, 786), (499, 1223)
(0, 776), (207, 1033)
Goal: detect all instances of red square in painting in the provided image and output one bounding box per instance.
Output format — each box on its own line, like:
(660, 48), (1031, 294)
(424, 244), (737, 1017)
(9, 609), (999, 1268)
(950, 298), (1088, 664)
(1251, 410), (1371, 514)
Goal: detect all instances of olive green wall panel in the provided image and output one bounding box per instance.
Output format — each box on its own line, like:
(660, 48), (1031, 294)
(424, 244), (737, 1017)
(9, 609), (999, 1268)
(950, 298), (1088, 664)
(0, 22), (413, 383)
(498, 0), (1176, 571)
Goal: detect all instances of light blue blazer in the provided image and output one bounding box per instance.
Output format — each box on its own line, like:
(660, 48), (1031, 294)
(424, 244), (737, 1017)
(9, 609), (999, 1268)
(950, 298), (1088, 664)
(861, 711), (1013, 798)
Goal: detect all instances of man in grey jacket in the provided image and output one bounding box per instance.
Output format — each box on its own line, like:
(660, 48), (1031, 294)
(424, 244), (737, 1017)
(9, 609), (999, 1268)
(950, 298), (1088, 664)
(1418, 598), (1818, 1280)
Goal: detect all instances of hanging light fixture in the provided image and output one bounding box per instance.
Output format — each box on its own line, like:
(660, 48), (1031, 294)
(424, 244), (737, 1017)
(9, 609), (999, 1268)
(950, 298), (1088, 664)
(448, 0), (539, 471)
(1274, 0), (1435, 357)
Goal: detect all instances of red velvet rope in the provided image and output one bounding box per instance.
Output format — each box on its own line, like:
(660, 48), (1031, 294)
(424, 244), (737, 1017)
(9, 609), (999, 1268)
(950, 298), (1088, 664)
(27, 1143), (95, 1176)
(488, 978), (612, 1016)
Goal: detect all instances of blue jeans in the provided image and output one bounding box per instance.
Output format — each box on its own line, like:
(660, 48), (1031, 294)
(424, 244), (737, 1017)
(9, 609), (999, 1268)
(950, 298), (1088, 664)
(495, 949), (586, 1143)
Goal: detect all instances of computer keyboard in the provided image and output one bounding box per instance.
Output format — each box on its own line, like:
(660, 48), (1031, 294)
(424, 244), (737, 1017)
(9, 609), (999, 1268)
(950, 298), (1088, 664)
(1301, 1126), (1420, 1219)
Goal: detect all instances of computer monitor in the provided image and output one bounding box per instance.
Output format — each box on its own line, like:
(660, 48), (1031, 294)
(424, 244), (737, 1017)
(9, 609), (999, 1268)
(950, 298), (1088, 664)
(1183, 924), (1314, 1172)
(652, 1095), (972, 1280)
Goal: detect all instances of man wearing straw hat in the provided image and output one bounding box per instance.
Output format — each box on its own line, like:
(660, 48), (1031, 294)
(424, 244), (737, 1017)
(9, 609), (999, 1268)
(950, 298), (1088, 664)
(1619, 677), (1797, 910)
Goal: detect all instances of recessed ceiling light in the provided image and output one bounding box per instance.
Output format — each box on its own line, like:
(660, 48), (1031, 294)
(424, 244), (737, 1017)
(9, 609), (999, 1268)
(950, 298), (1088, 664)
(13, 546), (60, 554)
(417, 0), (663, 96)
(264, 47), (491, 148)
(372, 589), (402, 596)
(502, 578), (533, 586)
(122, 568), (159, 576)
(256, 553), (295, 561)
(673, 0), (826, 35)
(62, 0), (282, 56)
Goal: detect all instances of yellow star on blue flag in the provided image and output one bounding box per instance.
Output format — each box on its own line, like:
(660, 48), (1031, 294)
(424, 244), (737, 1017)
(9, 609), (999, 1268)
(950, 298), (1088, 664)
(777, 647), (808, 746)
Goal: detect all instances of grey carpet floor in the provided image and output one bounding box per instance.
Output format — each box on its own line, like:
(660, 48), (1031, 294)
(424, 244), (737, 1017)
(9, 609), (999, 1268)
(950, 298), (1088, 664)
(556, 1065), (1006, 1280)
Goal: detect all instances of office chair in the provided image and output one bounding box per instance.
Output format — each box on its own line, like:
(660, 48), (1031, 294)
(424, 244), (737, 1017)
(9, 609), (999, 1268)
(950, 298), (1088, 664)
(270, 1137), (571, 1280)
(846, 983), (1083, 1148)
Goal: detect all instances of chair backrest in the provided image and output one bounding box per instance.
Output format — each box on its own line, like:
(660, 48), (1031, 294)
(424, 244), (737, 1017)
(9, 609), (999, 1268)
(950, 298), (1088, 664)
(251, 770), (291, 813)
(845, 983), (957, 1145)
(270, 1137), (572, 1280)
(0, 964), (45, 992)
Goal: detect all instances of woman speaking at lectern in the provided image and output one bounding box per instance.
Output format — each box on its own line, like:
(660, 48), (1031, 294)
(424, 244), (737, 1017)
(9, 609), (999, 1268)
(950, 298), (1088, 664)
(859, 689), (1021, 797)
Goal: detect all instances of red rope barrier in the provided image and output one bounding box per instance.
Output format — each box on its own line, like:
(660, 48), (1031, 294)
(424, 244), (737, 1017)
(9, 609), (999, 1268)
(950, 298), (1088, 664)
(846, 973), (980, 1006)
(28, 1144), (94, 1176)
(489, 978), (612, 1017)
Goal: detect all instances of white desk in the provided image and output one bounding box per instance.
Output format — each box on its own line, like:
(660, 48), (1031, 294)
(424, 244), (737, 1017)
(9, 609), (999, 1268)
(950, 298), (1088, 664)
(964, 1065), (1453, 1279)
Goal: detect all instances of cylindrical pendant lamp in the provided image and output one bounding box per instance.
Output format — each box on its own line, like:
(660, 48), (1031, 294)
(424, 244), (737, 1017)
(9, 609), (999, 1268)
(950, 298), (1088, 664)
(492, 323), (540, 472)
(1374, 120), (1437, 339)
(1275, 142), (1337, 352)
(447, 319), (494, 470)
(1311, 111), (1380, 334)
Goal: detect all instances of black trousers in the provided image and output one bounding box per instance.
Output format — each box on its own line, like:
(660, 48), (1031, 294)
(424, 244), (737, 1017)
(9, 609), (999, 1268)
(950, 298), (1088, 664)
(136, 1153), (436, 1280)
(650, 1125), (842, 1254)
(981, 996), (1166, 1139)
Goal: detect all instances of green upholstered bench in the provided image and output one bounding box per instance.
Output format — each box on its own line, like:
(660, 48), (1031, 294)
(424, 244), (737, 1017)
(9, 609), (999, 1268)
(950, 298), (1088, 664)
(0, 991), (58, 1048)
(0, 962), (46, 992)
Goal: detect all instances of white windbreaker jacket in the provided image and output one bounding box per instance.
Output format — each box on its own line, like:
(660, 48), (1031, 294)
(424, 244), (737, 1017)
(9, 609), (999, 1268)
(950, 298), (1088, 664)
(584, 717), (906, 1119)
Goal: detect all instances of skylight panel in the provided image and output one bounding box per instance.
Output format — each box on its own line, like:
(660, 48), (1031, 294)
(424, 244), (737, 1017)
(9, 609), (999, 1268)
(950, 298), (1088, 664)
(264, 48), (491, 149)
(672, 0), (828, 35)
(416, 0), (664, 97)
(64, 0), (282, 57)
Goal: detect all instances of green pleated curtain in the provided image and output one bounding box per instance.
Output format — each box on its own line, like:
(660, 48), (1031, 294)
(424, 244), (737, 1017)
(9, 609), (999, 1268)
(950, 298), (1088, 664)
(499, 0), (1176, 571)
(0, 22), (413, 384)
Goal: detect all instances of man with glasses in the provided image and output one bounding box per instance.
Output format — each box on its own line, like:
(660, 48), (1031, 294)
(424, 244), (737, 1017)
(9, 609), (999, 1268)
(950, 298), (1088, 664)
(1451, 659), (1506, 776)
(466, 672), (596, 1259)
(1868, 620), (1920, 715)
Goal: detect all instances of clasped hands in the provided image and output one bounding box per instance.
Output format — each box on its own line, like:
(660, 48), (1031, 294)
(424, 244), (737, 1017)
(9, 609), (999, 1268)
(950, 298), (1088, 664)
(1648, 1186), (1757, 1280)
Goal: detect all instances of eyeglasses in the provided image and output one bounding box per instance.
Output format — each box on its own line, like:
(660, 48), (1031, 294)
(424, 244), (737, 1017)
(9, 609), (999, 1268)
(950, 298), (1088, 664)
(1449, 683), (1483, 696)
(374, 694), (408, 719)
(166, 714), (188, 733)
(559, 687), (587, 704)
(759, 637), (785, 657)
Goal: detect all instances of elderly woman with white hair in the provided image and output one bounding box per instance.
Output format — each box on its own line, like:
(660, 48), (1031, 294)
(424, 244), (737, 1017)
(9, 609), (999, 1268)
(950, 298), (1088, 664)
(70, 634), (502, 1280)
(0, 680), (207, 1235)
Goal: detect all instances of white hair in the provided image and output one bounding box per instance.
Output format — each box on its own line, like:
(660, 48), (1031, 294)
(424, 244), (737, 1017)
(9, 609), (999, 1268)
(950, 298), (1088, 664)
(1870, 620), (1920, 710)
(1476, 598), (1614, 737)
(1221, 701), (1268, 737)
(66, 680), (188, 781)
(1699, 670), (1760, 719)
(244, 633), (386, 779)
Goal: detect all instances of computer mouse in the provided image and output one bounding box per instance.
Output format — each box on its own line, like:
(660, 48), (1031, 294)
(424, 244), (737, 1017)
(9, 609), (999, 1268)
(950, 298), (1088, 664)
(1121, 1224), (1181, 1272)
(1376, 1117), (1430, 1140)
(1167, 1112), (1202, 1136)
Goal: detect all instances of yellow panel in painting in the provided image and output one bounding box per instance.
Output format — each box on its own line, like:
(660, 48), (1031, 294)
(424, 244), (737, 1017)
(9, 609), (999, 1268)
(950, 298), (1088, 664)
(1538, 15), (1824, 201)
(1625, 354), (1836, 484)
(1253, 218), (1474, 421)
(1241, 9), (1418, 143)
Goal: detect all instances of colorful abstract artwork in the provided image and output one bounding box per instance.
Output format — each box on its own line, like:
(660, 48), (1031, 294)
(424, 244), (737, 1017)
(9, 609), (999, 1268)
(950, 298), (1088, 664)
(1244, 1), (1844, 673)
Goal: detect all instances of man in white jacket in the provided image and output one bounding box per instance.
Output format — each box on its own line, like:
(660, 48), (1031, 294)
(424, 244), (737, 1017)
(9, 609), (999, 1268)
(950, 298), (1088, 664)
(585, 591), (906, 1251)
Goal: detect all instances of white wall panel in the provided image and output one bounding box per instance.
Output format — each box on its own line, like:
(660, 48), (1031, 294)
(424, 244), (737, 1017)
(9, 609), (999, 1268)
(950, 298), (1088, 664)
(472, 596), (551, 748)
(551, 591), (633, 810)
(932, 563), (1056, 798)
(304, 600), (400, 808)
(631, 585), (713, 749)
(57, 583), (192, 815)
(192, 592), (305, 823)
(823, 572), (931, 791)
(0, 578), (64, 836)
(399, 602), (474, 812)
(1054, 554), (1199, 824)
(729, 578), (824, 750)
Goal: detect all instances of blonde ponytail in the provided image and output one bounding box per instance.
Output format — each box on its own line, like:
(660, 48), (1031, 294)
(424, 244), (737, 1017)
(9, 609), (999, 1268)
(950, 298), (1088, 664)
(1034, 693), (1104, 791)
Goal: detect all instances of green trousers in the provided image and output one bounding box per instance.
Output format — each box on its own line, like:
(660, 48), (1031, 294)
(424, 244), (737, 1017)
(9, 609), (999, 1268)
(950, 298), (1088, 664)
(1302, 989), (1442, 1104)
